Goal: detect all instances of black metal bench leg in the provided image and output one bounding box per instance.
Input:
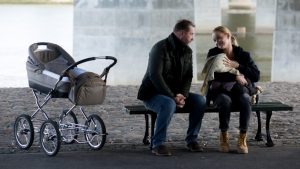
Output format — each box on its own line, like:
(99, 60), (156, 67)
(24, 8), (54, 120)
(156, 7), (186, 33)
(255, 110), (263, 141)
(143, 114), (150, 145)
(266, 111), (274, 147)
(150, 114), (157, 150)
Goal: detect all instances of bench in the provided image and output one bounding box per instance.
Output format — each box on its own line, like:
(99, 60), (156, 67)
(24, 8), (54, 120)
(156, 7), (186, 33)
(125, 101), (293, 147)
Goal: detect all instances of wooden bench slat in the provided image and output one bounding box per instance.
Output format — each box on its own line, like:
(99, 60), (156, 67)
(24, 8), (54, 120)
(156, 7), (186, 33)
(125, 102), (293, 114)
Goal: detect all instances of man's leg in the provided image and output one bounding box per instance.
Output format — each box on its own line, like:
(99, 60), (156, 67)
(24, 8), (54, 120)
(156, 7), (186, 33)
(143, 95), (176, 148)
(184, 93), (206, 145)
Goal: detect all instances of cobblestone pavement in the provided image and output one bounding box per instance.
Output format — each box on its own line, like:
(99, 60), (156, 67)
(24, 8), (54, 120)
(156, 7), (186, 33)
(0, 82), (299, 153)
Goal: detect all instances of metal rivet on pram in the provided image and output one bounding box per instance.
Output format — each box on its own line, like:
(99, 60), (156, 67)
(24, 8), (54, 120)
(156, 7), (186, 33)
(14, 42), (117, 156)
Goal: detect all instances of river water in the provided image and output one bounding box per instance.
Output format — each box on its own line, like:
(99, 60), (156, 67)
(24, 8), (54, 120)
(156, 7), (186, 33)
(0, 5), (73, 87)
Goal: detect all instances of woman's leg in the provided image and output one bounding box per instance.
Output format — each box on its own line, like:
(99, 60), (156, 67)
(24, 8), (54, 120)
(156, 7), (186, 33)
(214, 93), (232, 153)
(234, 87), (252, 133)
(214, 93), (232, 132)
(233, 87), (251, 154)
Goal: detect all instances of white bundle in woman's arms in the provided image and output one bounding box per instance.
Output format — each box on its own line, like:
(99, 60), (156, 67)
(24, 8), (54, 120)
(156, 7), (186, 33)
(201, 53), (240, 81)
(200, 53), (240, 95)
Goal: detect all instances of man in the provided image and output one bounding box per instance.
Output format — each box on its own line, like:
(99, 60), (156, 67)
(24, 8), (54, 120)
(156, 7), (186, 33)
(137, 19), (206, 156)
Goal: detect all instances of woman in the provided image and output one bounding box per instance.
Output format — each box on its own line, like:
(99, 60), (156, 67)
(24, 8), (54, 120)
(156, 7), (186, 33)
(206, 26), (260, 154)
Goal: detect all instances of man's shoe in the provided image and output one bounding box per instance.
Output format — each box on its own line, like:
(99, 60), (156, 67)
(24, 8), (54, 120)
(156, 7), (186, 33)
(187, 142), (204, 152)
(237, 133), (248, 154)
(219, 132), (230, 153)
(152, 145), (172, 156)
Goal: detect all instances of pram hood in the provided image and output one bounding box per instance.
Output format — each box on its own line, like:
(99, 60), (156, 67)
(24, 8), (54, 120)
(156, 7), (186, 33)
(27, 42), (76, 97)
(28, 42), (75, 74)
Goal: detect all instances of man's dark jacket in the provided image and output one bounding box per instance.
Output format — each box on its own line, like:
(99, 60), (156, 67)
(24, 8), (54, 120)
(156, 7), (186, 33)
(137, 33), (193, 101)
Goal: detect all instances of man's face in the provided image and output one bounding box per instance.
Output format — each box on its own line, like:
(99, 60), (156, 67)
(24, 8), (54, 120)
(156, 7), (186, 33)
(212, 31), (231, 49)
(180, 26), (195, 45)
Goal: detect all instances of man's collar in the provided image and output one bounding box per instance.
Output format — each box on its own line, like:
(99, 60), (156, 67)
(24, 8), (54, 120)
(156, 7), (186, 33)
(167, 33), (192, 53)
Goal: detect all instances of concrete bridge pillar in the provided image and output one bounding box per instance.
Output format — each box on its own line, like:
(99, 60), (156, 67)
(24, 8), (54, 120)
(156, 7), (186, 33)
(272, 0), (300, 82)
(73, 0), (195, 85)
(194, 0), (221, 33)
(255, 0), (276, 33)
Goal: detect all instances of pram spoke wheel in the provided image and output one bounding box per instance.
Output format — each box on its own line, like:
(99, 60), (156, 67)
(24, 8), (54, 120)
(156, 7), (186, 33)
(40, 120), (61, 156)
(84, 114), (106, 150)
(14, 114), (34, 149)
(59, 110), (78, 144)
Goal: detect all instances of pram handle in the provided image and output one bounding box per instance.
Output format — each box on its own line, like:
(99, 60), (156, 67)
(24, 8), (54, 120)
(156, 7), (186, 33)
(49, 56), (117, 97)
(96, 56), (117, 82)
(65, 57), (97, 72)
(62, 56), (117, 75)
(96, 56), (117, 70)
(55, 56), (117, 85)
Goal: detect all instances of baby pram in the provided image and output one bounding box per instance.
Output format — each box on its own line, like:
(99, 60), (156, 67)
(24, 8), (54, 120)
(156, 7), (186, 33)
(14, 42), (117, 156)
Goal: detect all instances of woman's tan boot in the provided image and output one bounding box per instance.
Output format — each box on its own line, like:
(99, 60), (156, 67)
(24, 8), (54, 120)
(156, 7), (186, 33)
(219, 132), (230, 153)
(237, 133), (248, 154)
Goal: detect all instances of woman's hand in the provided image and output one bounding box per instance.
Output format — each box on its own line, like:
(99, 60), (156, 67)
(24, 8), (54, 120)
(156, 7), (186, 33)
(223, 57), (239, 69)
(236, 75), (248, 86)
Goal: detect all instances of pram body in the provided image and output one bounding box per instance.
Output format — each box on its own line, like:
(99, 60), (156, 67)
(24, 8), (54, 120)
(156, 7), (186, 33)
(14, 42), (117, 156)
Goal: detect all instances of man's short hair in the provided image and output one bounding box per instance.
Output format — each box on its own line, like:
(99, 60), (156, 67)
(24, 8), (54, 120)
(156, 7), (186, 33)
(173, 19), (195, 32)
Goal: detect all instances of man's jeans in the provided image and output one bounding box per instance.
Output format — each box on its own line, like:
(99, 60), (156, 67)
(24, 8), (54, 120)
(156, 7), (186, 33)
(143, 93), (206, 148)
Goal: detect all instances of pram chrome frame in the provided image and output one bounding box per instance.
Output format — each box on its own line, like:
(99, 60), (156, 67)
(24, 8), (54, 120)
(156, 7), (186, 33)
(14, 55), (117, 156)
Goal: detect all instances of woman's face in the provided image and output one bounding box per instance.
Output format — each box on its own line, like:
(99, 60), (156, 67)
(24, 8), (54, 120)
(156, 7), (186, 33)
(212, 31), (231, 50)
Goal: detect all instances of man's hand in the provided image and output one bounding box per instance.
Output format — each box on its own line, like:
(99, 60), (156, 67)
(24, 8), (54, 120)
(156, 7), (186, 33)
(223, 57), (239, 69)
(236, 74), (248, 86)
(175, 94), (186, 108)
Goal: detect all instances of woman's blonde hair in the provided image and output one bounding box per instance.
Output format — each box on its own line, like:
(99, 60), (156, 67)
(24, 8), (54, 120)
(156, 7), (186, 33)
(213, 26), (238, 46)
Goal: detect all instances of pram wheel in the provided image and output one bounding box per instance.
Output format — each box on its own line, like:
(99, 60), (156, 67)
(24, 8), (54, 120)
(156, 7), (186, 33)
(40, 120), (61, 156)
(59, 110), (78, 144)
(14, 114), (34, 149)
(84, 114), (106, 150)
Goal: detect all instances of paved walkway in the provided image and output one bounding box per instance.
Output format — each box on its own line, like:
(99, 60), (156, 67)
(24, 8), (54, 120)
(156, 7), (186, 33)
(1, 146), (300, 169)
(0, 82), (299, 155)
